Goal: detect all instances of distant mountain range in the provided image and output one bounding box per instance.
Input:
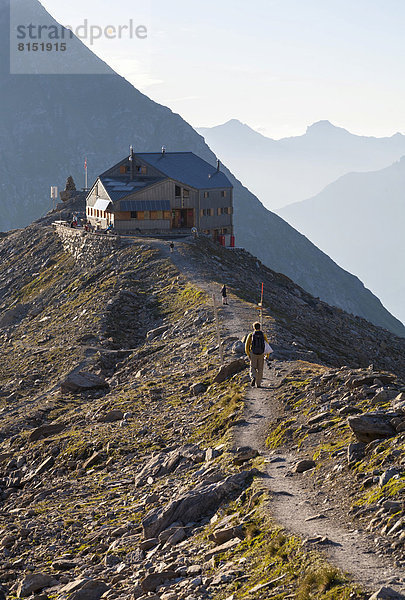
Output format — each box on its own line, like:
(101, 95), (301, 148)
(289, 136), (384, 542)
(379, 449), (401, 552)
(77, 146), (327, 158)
(0, 0), (403, 337)
(197, 119), (405, 210)
(279, 158), (405, 325)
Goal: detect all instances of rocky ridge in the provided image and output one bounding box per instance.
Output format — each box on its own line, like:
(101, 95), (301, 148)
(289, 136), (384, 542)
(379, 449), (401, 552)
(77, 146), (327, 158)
(1, 0), (404, 338)
(0, 223), (404, 598)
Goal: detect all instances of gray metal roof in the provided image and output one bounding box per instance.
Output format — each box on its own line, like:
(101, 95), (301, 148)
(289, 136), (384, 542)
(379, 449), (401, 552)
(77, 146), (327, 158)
(97, 152), (232, 205)
(135, 152), (232, 190)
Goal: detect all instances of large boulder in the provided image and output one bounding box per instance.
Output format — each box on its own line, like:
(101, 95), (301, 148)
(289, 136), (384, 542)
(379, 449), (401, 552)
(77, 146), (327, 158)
(347, 413), (397, 443)
(17, 573), (58, 598)
(58, 578), (108, 600)
(232, 340), (245, 355)
(368, 587), (405, 600)
(214, 359), (247, 384)
(347, 442), (366, 465)
(29, 423), (66, 442)
(346, 373), (396, 389)
(294, 459), (316, 473)
(141, 571), (177, 593)
(61, 371), (109, 393)
(232, 446), (259, 465)
(142, 470), (255, 539)
(0, 303), (31, 328)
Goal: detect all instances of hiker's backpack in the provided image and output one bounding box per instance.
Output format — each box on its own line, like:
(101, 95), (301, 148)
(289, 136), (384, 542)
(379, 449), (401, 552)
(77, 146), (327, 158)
(251, 331), (265, 354)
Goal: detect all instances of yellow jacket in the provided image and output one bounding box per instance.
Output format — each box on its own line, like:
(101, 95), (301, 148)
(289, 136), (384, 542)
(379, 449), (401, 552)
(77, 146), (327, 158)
(245, 331), (269, 357)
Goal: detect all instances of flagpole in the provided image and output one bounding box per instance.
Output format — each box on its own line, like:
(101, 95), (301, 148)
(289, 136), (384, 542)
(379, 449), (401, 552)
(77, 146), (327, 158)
(84, 158), (88, 190)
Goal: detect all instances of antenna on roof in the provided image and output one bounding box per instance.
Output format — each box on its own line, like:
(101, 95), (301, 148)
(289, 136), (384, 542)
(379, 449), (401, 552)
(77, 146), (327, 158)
(217, 159), (220, 172)
(161, 145), (166, 156)
(129, 145), (134, 180)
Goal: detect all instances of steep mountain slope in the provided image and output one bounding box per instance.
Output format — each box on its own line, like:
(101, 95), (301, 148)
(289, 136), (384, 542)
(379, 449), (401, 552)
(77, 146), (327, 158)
(197, 119), (405, 209)
(0, 222), (404, 598)
(279, 158), (405, 325)
(0, 0), (404, 338)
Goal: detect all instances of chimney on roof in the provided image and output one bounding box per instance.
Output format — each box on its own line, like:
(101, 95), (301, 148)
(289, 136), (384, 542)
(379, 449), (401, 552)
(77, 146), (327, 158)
(161, 145), (166, 156)
(129, 145), (134, 180)
(217, 159), (220, 172)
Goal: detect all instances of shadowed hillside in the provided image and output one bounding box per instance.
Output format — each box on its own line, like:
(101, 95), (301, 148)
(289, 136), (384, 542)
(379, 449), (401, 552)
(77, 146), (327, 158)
(0, 0), (404, 337)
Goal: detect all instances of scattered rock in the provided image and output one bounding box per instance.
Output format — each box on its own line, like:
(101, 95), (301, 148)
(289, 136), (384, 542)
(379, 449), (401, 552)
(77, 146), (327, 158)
(52, 559), (77, 571)
(59, 578), (108, 600)
(209, 525), (244, 545)
(190, 382), (207, 396)
(379, 468), (400, 488)
(347, 374), (395, 389)
(140, 537), (158, 551)
(371, 389), (398, 405)
(83, 451), (104, 470)
(213, 358), (247, 384)
(232, 340), (245, 355)
(140, 571), (177, 592)
(204, 537), (241, 561)
(98, 410), (124, 423)
(29, 422), (66, 441)
(347, 442), (366, 465)
(392, 392), (405, 411)
(294, 459), (315, 473)
(34, 456), (55, 477)
(205, 448), (219, 461)
(348, 413), (397, 443)
(17, 573), (58, 598)
(61, 371), (109, 393)
(146, 325), (170, 341)
(142, 470), (255, 539)
(368, 587), (405, 599)
(232, 446), (259, 465)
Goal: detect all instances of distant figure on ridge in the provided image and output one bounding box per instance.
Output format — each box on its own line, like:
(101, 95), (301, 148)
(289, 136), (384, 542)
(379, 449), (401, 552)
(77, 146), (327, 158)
(245, 321), (270, 388)
(221, 284), (228, 305)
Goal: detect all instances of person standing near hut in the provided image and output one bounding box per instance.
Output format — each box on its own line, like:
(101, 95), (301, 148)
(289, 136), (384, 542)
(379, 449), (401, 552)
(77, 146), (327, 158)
(221, 284), (228, 305)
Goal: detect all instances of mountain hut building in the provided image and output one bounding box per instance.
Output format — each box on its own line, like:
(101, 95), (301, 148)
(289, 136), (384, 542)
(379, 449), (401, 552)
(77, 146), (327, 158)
(86, 149), (234, 246)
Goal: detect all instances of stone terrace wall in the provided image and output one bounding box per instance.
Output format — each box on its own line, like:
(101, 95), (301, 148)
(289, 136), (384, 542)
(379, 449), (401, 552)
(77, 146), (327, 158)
(54, 225), (122, 267)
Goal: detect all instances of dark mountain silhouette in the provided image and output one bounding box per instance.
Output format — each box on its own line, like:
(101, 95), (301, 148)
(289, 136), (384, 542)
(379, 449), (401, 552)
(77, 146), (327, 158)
(279, 158), (405, 326)
(0, 0), (404, 337)
(198, 119), (405, 209)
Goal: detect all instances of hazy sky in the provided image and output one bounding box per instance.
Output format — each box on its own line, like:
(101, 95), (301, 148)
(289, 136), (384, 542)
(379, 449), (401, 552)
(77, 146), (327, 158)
(39, 0), (405, 138)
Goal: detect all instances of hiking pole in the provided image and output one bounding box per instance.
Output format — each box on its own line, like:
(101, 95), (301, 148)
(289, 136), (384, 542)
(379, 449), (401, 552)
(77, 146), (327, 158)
(212, 294), (224, 366)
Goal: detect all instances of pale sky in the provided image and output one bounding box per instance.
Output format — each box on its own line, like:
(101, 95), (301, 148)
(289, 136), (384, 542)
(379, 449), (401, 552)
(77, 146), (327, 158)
(38, 0), (405, 138)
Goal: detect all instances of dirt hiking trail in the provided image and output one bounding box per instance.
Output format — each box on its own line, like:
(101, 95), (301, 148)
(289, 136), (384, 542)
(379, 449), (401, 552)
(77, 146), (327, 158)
(151, 237), (405, 595)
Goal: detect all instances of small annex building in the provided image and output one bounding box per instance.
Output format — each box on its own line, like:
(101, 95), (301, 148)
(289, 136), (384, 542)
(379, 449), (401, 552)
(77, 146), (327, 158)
(86, 148), (234, 245)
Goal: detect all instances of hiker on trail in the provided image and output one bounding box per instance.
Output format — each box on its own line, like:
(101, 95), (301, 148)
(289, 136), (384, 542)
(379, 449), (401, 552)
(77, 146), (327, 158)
(169, 241), (174, 253)
(245, 321), (270, 388)
(221, 284), (228, 305)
